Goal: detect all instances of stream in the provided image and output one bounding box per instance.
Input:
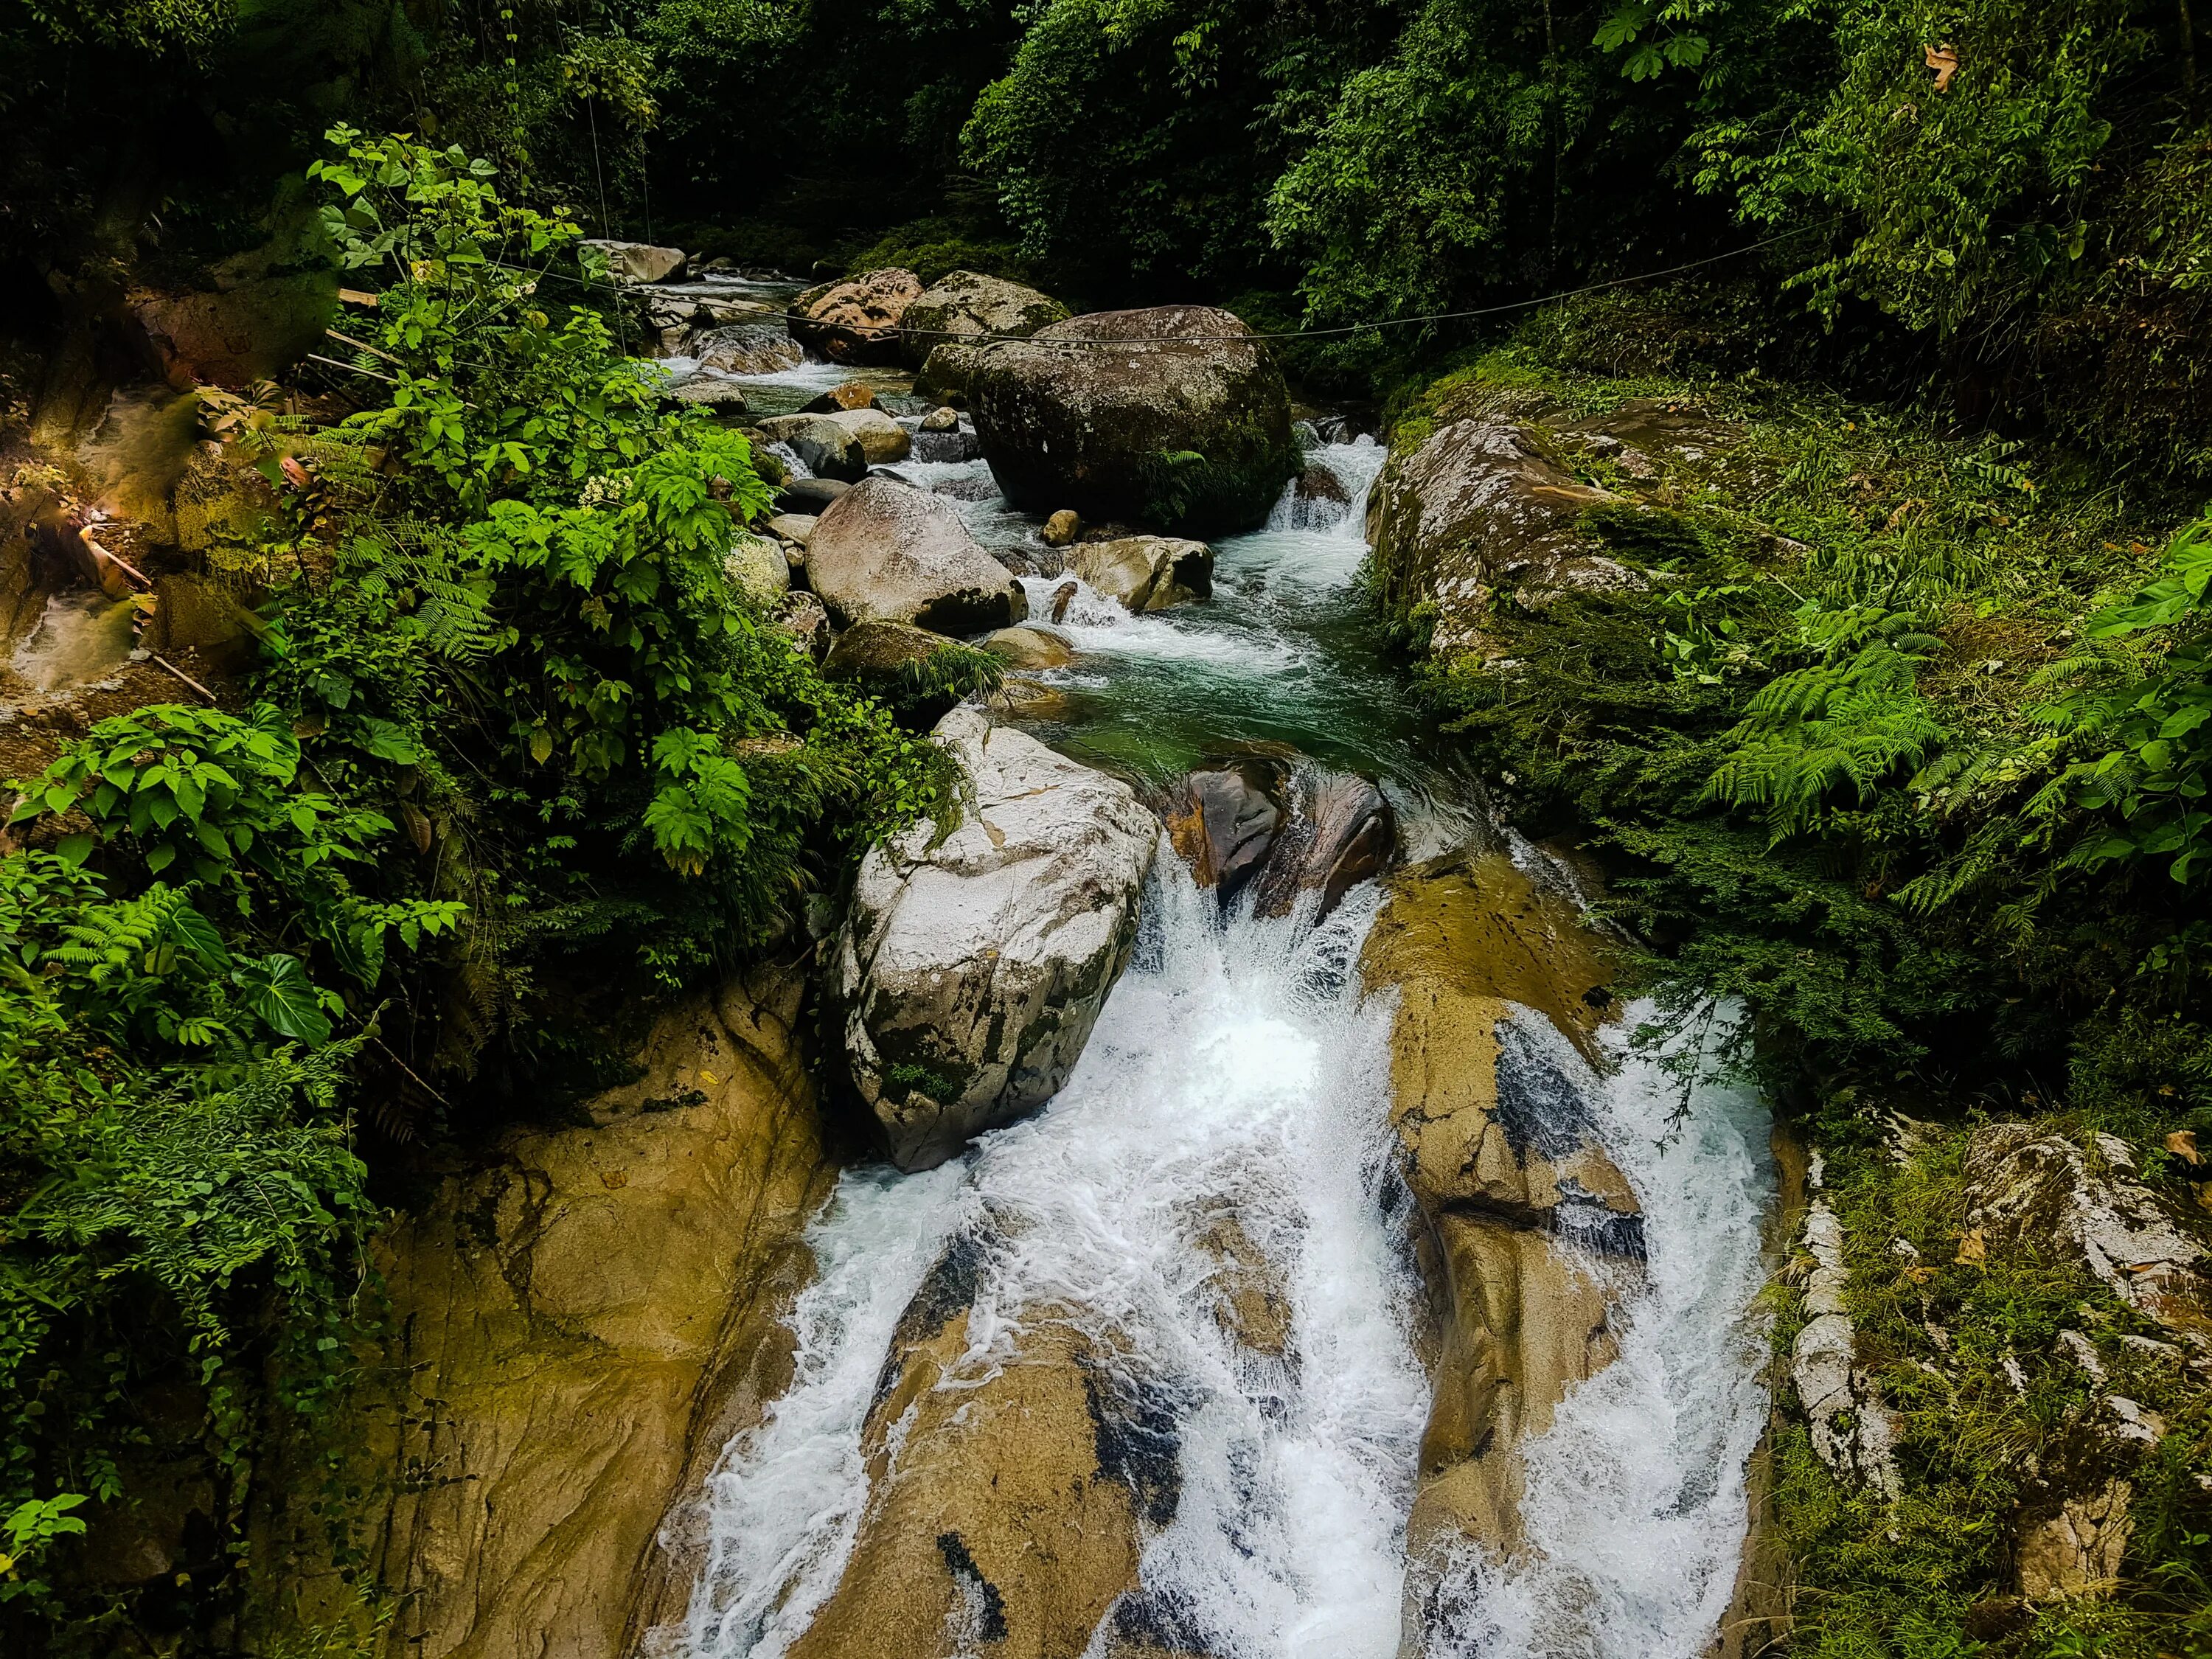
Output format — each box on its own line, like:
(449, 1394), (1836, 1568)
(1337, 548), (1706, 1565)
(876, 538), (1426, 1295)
(669, 328), (1778, 1658)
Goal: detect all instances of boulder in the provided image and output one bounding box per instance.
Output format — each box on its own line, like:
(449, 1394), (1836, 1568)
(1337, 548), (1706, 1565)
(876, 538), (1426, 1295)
(778, 477), (849, 515)
(787, 268), (923, 365)
(983, 625), (1075, 669)
(1250, 768), (1394, 922)
(756, 414), (869, 483)
(801, 382), (881, 414)
(917, 342), (983, 404)
(821, 406), (911, 466)
(1366, 418), (1635, 660)
(659, 369), (750, 414)
(807, 475), (1028, 635)
(1041, 509), (1081, 547)
(1161, 757), (1286, 898)
(821, 618), (964, 693)
(2017, 1480), (2135, 1601)
(971, 306), (1298, 536)
(579, 238), (686, 285)
(830, 706), (1158, 1170)
(762, 512), (818, 548)
(1359, 855), (1644, 1606)
(897, 269), (1071, 369)
(919, 406), (961, 434)
(1068, 536), (1213, 613)
(725, 535), (790, 604)
(695, 321), (804, 375)
(779, 1226), (1152, 1658)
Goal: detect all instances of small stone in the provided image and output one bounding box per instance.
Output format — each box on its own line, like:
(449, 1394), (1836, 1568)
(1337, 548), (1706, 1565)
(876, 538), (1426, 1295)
(800, 382), (881, 415)
(763, 512), (818, 548)
(919, 406), (961, 434)
(1041, 509), (1081, 547)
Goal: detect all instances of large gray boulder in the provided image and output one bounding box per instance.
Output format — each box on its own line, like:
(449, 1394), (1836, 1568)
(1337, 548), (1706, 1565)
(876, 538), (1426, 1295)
(897, 269), (1069, 369)
(832, 706), (1160, 1170)
(786, 268), (922, 365)
(804, 475), (1028, 635)
(971, 305), (1298, 537)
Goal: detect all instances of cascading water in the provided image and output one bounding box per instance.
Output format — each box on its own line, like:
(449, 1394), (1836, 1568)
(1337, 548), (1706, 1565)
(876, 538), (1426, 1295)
(678, 400), (1776, 1658)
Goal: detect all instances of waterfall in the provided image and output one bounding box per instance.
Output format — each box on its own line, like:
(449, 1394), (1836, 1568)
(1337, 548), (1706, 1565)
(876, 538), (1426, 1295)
(676, 394), (1775, 1658)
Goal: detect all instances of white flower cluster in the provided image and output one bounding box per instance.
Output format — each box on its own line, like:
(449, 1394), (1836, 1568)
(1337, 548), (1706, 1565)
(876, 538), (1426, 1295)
(578, 473), (629, 509)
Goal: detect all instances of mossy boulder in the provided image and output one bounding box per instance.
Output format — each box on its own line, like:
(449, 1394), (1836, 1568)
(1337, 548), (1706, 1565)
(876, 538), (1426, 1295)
(971, 306), (1298, 537)
(897, 269), (1069, 369)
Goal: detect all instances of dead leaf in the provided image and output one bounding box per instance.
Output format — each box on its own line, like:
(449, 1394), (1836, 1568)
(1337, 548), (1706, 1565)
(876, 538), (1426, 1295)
(1954, 1227), (1986, 1266)
(2166, 1130), (2200, 1166)
(1925, 43), (1959, 92)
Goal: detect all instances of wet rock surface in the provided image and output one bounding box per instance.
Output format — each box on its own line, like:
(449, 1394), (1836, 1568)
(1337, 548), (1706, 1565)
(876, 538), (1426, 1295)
(276, 970), (835, 1659)
(1360, 854), (1644, 1587)
(805, 475), (1029, 635)
(831, 706), (1158, 1171)
(1161, 754), (1392, 922)
(1068, 535), (1214, 613)
(971, 306), (1298, 537)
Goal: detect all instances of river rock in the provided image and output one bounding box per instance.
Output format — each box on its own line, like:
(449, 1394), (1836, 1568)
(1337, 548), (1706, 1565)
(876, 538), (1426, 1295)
(579, 238), (686, 285)
(763, 512), (817, 548)
(1251, 768), (1394, 922)
(1360, 855), (1645, 1628)
(831, 705), (1158, 1171)
(1366, 417), (1639, 661)
(897, 268), (1071, 369)
(1162, 757), (1286, 898)
(801, 382), (882, 414)
(821, 406), (911, 465)
(984, 625), (1075, 669)
(917, 341), (983, 403)
(778, 477), (849, 514)
(660, 369), (750, 414)
(695, 320), (804, 375)
(821, 617), (960, 689)
(787, 268), (922, 365)
(807, 475), (1028, 635)
(920, 405), (961, 434)
(756, 414), (869, 482)
(1068, 535), (1214, 612)
(1042, 509), (1081, 547)
(971, 306), (1298, 536)
(272, 970), (835, 1659)
(784, 1227), (1154, 1659)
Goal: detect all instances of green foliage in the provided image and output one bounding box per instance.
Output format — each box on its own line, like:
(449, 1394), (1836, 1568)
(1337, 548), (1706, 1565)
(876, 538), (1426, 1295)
(2032, 509), (2212, 880)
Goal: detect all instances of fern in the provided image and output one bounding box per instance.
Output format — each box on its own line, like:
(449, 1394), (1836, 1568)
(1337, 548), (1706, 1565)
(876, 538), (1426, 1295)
(1705, 641), (1947, 838)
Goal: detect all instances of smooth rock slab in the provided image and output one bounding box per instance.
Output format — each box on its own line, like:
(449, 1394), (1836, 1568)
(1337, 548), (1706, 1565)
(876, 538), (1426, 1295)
(832, 706), (1159, 1170)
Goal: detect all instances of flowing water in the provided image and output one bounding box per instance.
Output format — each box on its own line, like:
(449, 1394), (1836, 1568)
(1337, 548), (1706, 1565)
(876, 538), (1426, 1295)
(666, 340), (1778, 1655)
(10, 590), (139, 692)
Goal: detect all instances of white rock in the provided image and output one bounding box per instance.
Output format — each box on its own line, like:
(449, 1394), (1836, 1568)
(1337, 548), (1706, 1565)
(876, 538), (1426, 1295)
(831, 706), (1159, 1170)
(805, 475), (1027, 636)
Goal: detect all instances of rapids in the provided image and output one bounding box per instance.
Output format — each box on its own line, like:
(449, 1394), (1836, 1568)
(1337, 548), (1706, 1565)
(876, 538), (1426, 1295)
(670, 347), (1778, 1658)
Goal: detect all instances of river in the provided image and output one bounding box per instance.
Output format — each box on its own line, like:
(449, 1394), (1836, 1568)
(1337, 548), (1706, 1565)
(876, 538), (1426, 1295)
(665, 332), (1777, 1658)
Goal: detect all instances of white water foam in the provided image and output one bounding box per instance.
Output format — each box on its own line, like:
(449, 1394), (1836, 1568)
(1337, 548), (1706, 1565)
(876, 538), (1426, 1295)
(1420, 1007), (1775, 1659)
(683, 868), (1431, 1659)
